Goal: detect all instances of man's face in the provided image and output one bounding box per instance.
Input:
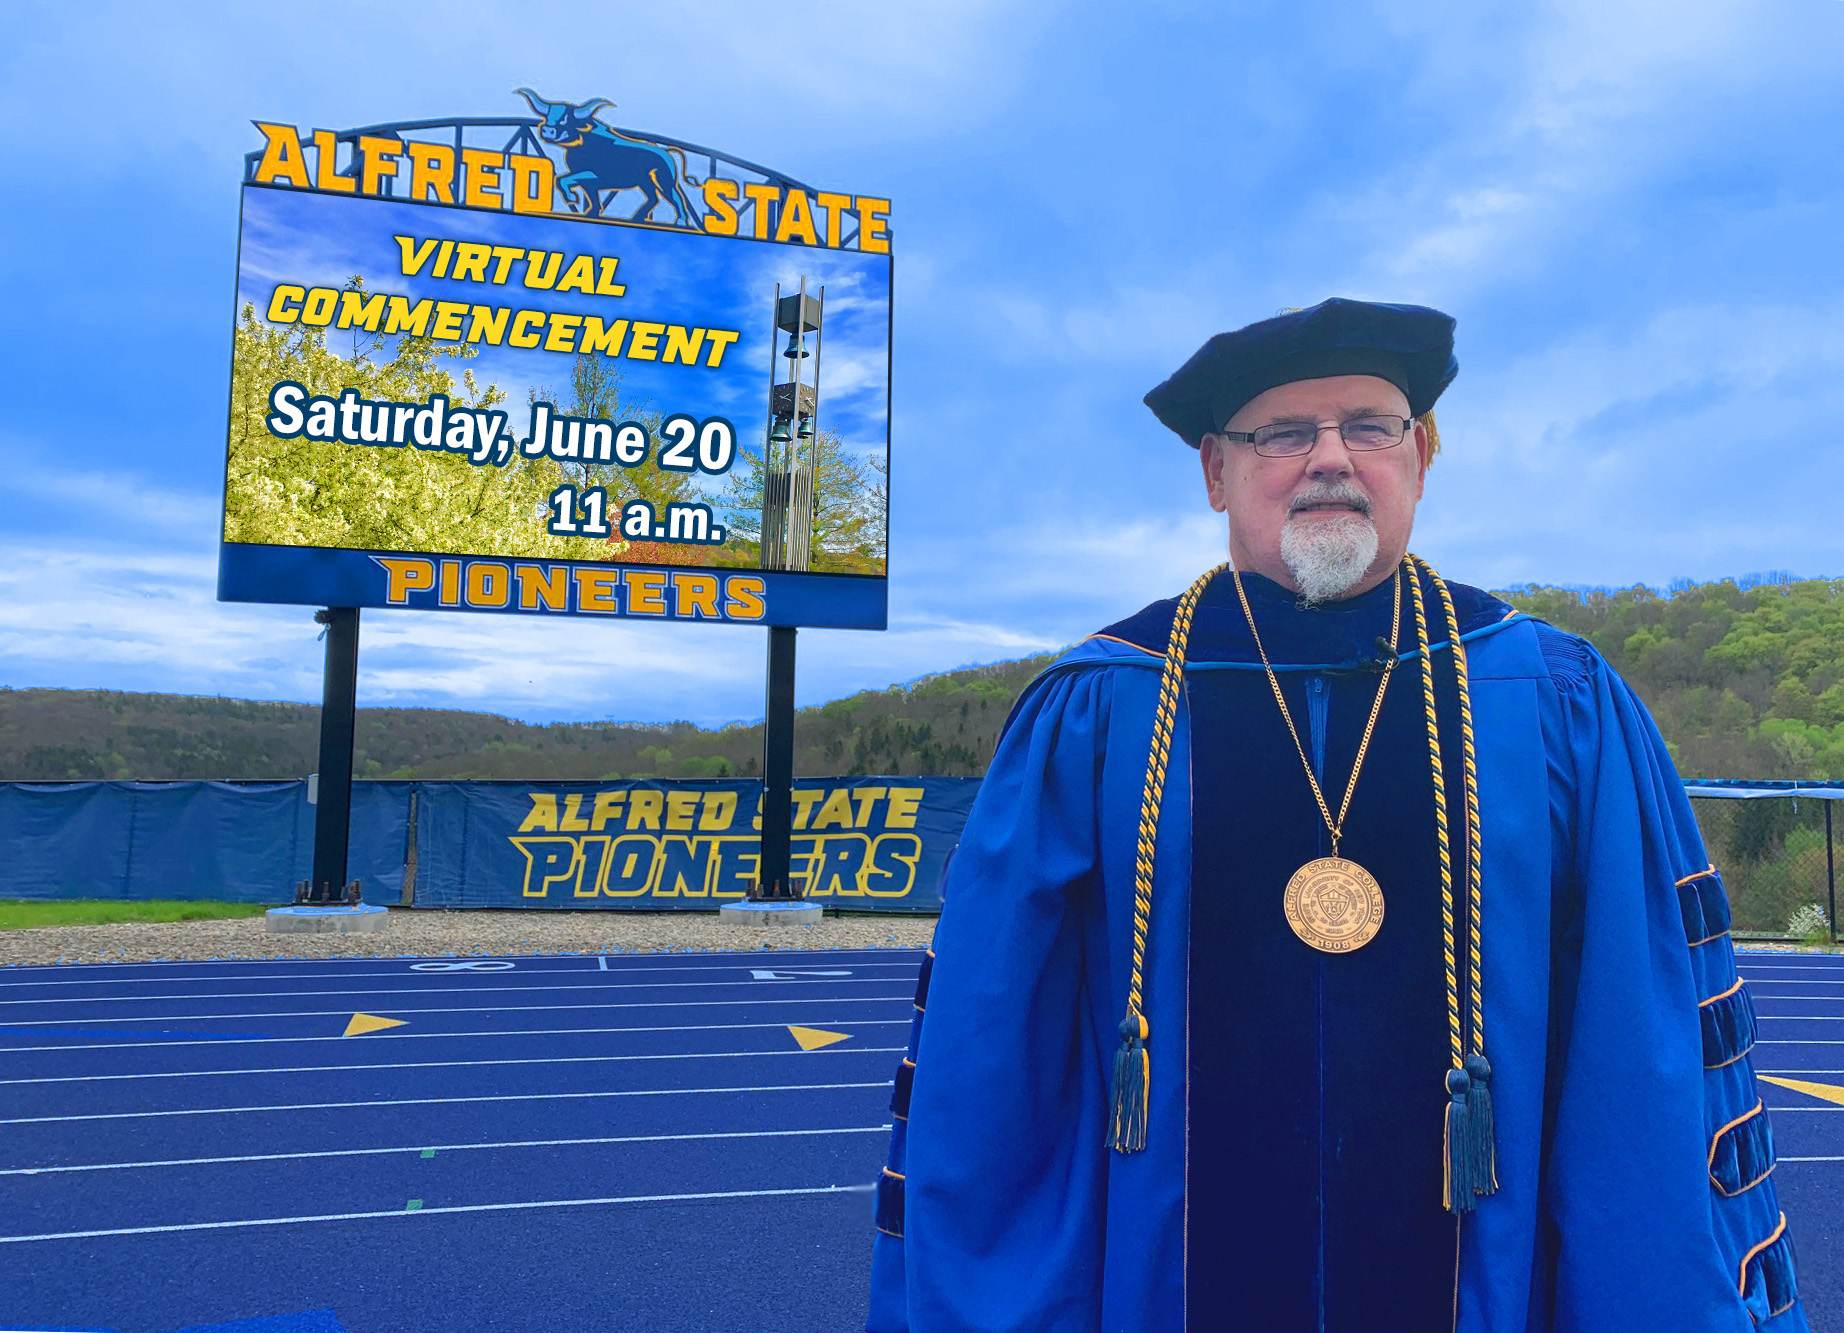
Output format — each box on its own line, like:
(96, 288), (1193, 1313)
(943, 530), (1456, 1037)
(1199, 374), (1427, 602)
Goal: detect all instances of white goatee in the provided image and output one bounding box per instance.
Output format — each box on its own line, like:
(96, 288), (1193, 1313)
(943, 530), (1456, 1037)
(1279, 482), (1380, 605)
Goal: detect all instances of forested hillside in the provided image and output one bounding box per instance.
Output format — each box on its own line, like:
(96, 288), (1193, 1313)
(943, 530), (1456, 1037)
(1505, 573), (1844, 936)
(1509, 573), (1844, 780)
(4, 572), (1840, 784)
(0, 654), (1057, 783)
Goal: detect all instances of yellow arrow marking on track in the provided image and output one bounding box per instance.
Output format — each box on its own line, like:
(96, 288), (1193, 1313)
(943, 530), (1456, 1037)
(1760, 1074), (1844, 1106)
(788, 1025), (850, 1051)
(343, 1013), (408, 1038)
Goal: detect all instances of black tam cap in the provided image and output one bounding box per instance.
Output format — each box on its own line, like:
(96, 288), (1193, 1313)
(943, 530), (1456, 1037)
(1143, 298), (1458, 448)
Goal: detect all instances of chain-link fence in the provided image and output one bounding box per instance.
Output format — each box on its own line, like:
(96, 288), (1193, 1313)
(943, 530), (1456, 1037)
(1688, 785), (1839, 941)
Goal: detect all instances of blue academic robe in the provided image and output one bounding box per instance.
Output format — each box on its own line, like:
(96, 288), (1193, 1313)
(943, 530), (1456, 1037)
(867, 570), (1805, 1332)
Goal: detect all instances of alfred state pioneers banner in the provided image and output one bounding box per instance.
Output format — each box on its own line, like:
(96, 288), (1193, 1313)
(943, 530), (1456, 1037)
(411, 778), (975, 911)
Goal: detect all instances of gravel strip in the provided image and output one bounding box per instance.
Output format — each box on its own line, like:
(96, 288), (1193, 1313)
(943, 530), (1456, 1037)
(0, 910), (938, 967)
(0, 921), (1806, 970)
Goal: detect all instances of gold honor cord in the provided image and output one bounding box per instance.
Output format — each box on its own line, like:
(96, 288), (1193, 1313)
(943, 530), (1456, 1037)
(1407, 554), (1498, 1212)
(1428, 561), (1488, 1061)
(1108, 562), (1227, 1154)
(1233, 563), (1402, 954)
(1407, 566), (1461, 1071)
(1105, 556), (1500, 1194)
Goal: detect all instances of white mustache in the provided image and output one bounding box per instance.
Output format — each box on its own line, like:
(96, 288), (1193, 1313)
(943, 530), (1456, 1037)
(1288, 482), (1372, 517)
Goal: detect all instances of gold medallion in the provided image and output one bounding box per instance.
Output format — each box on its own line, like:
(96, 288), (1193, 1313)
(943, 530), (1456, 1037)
(1283, 856), (1385, 953)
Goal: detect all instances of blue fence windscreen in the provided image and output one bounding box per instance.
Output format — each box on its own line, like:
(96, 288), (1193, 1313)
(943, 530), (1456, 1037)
(0, 778), (976, 913)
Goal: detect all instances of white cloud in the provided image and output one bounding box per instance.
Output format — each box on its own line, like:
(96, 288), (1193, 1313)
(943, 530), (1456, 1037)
(0, 533), (738, 719)
(1387, 187), (1537, 281)
(1512, 0), (1761, 138)
(0, 528), (1071, 724)
(1414, 300), (1844, 587)
(3, 458), (221, 536)
(1353, 0), (1839, 303)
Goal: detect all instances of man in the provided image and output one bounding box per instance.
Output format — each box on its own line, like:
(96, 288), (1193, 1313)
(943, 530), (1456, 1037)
(867, 299), (1805, 1331)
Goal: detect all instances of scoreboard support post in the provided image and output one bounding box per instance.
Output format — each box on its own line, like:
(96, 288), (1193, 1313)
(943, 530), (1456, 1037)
(755, 624), (802, 900)
(307, 606), (362, 904)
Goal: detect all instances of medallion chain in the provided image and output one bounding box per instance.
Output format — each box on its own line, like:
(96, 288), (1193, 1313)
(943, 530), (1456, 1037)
(1230, 563), (1403, 857)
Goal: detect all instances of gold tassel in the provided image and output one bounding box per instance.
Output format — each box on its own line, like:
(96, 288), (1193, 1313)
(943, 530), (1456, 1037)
(1108, 563), (1225, 1154)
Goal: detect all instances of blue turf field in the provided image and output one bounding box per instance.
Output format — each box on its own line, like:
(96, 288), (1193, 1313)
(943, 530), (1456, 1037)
(0, 947), (1839, 1332)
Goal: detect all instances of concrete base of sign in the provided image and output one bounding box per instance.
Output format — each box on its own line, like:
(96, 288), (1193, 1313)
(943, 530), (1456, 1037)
(265, 904), (390, 934)
(718, 901), (824, 928)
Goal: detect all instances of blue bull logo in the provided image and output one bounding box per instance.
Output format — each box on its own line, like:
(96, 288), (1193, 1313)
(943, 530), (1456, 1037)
(514, 88), (696, 225)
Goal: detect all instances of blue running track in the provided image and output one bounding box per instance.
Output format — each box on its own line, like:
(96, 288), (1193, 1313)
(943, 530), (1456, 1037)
(0, 948), (920, 1333)
(1742, 950), (1844, 1331)
(1, 947), (1840, 1331)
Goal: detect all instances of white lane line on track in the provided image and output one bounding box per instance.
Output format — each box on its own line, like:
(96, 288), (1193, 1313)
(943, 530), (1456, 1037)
(0, 1080), (893, 1125)
(0, 1016), (910, 1055)
(0, 994), (914, 1027)
(1738, 955), (1844, 961)
(0, 977), (919, 1007)
(0, 1182), (878, 1243)
(1782, 1156), (1844, 1162)
(0, 1125), (895, 1175)
(0, 1044), (906, 1085)
(0, 950), (924, 986)
(1759, 1106), (1844, 1112)
(1749, 1015), (1844, 1021)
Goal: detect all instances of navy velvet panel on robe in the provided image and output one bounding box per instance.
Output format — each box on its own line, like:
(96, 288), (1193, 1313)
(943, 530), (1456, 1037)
(1171, 572), (1468, 1328)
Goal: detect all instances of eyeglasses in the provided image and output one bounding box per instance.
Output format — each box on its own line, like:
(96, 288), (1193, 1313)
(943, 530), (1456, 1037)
(1218, 414), (1411, 458)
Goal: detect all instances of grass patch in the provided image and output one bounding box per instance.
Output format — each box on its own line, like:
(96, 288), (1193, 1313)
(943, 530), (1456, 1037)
(0, 900), (272, 930)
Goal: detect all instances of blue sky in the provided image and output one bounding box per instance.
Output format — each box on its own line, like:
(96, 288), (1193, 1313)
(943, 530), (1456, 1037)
(4, 0), (1843, 727)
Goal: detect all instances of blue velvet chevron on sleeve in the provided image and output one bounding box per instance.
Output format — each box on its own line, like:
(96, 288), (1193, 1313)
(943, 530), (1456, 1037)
(865, 944), (929, 1332)
(1537, 626), (1806, 1331)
